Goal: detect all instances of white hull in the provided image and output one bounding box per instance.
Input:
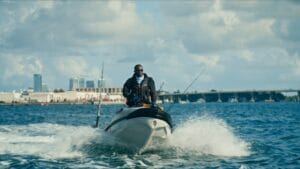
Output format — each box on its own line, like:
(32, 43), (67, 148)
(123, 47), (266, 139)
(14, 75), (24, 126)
(105, 107), (172, 153)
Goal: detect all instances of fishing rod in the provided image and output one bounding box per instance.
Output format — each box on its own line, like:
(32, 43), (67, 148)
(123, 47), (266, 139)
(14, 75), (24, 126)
(95, 96), (101, 128)
(95, 62), (104, 128)
(165, 67), (206, 112)
(157, 82), (165, 94)
(182, 68), (205, 93)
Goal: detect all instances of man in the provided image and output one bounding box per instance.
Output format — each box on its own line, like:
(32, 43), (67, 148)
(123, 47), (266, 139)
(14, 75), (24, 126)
(123, 64), (157, 107)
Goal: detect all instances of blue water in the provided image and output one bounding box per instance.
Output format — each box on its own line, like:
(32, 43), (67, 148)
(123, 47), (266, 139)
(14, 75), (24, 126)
(0, 103), (299, 168)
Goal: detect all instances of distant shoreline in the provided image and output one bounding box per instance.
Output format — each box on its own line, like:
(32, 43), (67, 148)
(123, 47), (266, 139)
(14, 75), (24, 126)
(0, 101), (126, 106)
(1, 100), (299, 106)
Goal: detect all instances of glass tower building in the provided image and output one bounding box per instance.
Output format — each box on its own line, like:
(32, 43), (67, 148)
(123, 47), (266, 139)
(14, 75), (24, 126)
(69, 78), (79, 91)
(97, 79), (105, 88)
(79, 78), (85, 88)
(86, 80), (95, 88)
(33, 74), (42, 92)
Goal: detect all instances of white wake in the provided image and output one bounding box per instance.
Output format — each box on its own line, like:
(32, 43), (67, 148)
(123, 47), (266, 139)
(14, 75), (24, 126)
(0, 123), (98, 159)
(170, 115), (250, 157)
(0, 116), (250, 159)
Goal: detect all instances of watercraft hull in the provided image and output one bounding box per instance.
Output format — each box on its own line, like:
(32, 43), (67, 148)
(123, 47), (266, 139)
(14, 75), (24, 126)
(105, 107), (172, 153)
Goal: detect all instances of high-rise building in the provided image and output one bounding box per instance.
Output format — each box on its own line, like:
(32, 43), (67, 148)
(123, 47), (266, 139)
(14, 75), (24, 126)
(69, 77), (79, 91)
(86, 80), (95, 88)
(97, 79), (105, 88)
(33, 74), (42, 92)
(79, 78), (85, 88)
(42, 83), (49, 92)
(69, 77), (84, 90)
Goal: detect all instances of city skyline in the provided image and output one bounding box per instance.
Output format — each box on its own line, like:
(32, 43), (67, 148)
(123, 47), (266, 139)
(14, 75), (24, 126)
(4, 72), (299, 93)
(0, 1), (299, 92)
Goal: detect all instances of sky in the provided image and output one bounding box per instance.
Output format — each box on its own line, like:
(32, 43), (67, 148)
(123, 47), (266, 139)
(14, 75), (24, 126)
(0, 0), (299, 92)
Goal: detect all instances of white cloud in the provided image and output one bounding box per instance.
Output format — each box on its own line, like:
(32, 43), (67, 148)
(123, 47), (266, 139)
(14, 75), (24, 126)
(238, 50), (255, 62)
(1, 55), (42, 79)
(0, 54), (43, 90)
(0, 0), (300, 91)
(191, 55), (220, 68)
(55, 57), (87, 77)
(208, 0), (240, 31)
(1, 1), (151, 53)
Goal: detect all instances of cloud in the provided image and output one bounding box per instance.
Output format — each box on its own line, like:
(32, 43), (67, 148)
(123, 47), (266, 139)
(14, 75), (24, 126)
(0, 0), (300, 91)
(191, 55), (220, 68)
(0, 54), (42, 90)
(55, 57), (87, 77)
(157, 0), (280, 55)
(2, 1), (150, 54)
(238, 50), (255, 62)
(1, 55), (42, 79)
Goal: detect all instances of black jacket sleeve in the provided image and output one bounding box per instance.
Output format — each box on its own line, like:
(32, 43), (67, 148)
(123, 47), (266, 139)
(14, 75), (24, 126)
(122, 79), (131, 98)
(148, 77), (157, 103)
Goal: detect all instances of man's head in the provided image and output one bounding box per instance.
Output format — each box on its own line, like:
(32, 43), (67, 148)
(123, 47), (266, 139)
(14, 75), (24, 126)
(134, 64), (144, 77)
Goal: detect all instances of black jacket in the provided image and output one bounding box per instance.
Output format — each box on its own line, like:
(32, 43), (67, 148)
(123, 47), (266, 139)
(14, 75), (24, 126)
(123, 73), (156, 107)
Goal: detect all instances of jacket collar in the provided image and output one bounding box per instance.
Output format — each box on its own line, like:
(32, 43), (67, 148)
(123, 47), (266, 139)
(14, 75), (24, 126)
(132, 73), (148, 78)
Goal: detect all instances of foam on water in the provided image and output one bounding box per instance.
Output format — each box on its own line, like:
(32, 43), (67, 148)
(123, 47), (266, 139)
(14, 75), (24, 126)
(170, 115), (251, 157)
(0, 116), (250, 163)
(0, 123), (98, 159)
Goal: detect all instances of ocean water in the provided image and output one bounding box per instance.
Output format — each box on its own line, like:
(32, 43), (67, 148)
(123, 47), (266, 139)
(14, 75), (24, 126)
(0, 102), (299, 168)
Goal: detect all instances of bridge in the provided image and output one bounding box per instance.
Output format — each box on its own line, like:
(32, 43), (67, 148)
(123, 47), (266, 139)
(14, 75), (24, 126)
(158, 89), (300, 103)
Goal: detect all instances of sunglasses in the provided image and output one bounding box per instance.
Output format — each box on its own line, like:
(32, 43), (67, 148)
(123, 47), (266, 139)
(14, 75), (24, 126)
(136, 69), (143, 72)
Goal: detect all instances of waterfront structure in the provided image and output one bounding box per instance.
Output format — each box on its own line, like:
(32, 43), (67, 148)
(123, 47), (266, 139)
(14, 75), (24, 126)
(0, 92), (22, 103)
(33, 74), (42, 92)
(29, 91), (86, 103)
(1, 89), (299, 104)
(28, 91), (125, 104)
(0, 91), (125, 104)
(76, 87), (122, 95)
(29, 92), (54, 103)
(86, 80), (95, 88)
(158, 89), (300, 103)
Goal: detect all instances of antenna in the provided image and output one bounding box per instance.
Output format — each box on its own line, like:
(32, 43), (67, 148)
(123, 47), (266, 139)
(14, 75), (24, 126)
(101, 62), (104, 85)
(95, 61), (104, 128)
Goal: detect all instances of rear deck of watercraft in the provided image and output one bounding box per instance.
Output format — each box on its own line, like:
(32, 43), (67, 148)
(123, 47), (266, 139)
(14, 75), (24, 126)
(105, 107), (172, 153)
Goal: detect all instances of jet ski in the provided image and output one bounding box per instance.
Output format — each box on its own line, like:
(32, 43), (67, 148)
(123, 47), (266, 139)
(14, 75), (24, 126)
(104, 106), (173, 153)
